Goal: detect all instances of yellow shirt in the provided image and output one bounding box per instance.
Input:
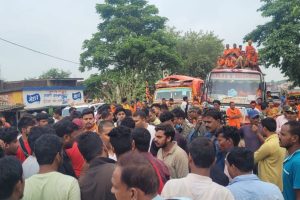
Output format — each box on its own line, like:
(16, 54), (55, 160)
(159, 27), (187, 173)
(254, 134), (286, 191)
(122, 103), (131, 110)
(23, 171), (80, 200)
(266, 107), (279, 119)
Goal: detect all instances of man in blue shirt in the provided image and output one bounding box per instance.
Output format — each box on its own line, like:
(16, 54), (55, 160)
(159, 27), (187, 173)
(202, 109), (224, 170)
(279, 121), (300, 200)
(226, 147), (283, 200)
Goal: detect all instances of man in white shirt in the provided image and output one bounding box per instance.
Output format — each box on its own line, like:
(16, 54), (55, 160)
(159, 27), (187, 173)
(180, 96), (189, 114)
(276, 106), (297, 133)
(133, 111), (156, 148)
(276, 106), (289, 132)
(22, 126), (55, 179)
(161, 137), (234, 200)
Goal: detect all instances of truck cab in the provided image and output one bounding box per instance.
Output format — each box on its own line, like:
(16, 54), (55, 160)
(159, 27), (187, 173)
(203, 68), (266, 124)
(154, 75), (203, 104)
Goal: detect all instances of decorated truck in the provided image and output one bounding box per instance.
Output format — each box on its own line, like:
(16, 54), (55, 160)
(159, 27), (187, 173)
(203, 68), (266, 124)
(153, 75), (204, 104)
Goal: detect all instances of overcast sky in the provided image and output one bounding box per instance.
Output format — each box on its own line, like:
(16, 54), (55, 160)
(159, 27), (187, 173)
(0, 0), (285, 81)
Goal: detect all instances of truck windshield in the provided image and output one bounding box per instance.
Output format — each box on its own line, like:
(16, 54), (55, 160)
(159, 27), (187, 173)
(155, 88), (192, 100)
(208, 72), (262, 105)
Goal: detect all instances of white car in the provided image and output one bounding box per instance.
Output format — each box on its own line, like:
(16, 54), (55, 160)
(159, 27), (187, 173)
(62, 103), (104, 117)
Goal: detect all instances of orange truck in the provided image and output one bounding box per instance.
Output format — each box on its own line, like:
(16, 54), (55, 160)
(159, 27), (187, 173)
(153, 75), (204, 104)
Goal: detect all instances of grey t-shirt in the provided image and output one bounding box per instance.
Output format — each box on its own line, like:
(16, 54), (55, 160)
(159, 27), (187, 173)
(239, 124), (263, 152)
(22, 155), (39, 179)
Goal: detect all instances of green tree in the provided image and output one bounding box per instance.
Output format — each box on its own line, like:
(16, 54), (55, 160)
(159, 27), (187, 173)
(84, 69), (146, 103)
(39, 68), (71, 79)
(245, 0), (300, 85)
(80, 0), (183, 101)
(175, 31), (223, 79)
(80, 0), (182, 77)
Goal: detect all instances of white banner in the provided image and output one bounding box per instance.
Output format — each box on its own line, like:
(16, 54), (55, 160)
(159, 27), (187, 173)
(23, 90), (84, 109)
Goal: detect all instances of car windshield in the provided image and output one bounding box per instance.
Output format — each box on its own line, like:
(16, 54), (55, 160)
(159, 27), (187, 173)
(155, 88), (192, 100)
(208, 72), (262, 105)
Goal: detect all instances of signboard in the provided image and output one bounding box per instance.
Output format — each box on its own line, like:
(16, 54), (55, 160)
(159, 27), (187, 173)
(23, 90), (84, 109)
(211, 72), (260, 80)
(0, 91), (23, 106)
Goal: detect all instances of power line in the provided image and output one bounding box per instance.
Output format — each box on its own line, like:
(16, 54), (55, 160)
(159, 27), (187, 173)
(0, 36), (80, 65)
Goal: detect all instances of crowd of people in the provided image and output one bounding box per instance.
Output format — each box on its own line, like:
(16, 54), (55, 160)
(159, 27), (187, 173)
(0, 95), (299, 200)
(216, 40), (259, 70)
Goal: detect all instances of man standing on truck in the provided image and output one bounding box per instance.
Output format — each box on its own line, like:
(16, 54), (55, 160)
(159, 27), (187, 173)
(226, 102), (242, 129)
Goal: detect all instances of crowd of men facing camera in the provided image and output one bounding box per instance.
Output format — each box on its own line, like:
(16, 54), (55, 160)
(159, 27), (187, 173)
(0, 95), (300, 200)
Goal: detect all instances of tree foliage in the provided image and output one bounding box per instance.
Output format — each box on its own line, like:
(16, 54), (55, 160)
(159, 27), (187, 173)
(81, 0), (225, 101)
(245, 0), (300, 85)
(80, 0), (184, 101)
(39, 68), (71, 79)
(175, 31), (223, 79)
(80, 0), (182, 74)
(84, 69), (147, 103)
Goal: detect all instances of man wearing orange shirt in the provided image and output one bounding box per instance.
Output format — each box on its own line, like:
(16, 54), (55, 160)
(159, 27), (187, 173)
(136, 98), (143, 111)
(217, 55), (226, 68)
(110, 102), (117, 114)
(223, 44), (232, 57)
(246, 40), (256, 59)
(225, 56), (237, 68)
(130, 100), (136, 114)
(231, 43), (241, 58)
(249, 51), (258, 67)
(226, 102), (242, 128)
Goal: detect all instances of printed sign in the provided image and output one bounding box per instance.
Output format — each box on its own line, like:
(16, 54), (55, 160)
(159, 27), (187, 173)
(26, 93), (41, 104)
(72, 92), (82, 100)
(211, 72), (260, 80)
(23, 90), (84, 109)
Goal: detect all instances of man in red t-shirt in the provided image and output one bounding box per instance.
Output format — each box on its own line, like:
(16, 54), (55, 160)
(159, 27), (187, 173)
(16, 116), (36, 162)
(54, 119), (85, 178)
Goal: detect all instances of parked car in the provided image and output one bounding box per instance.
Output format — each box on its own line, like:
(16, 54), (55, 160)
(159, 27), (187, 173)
(62, 103), (104, 117)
